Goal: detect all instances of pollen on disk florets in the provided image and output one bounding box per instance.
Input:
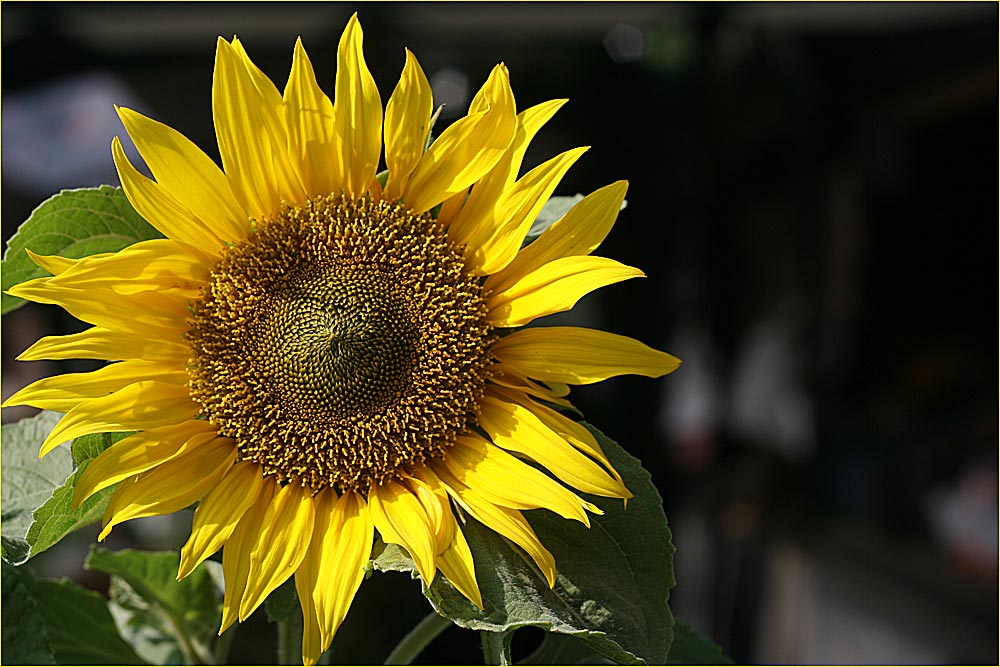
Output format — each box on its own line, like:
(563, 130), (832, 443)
(186, 195), (494, 492)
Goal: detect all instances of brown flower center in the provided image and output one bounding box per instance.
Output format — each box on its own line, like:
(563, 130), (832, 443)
(186, 195), (493, 491)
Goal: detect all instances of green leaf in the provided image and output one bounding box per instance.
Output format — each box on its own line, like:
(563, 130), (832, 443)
(1, 412), (127, 564)
(666, 621), (732, 665)
(1, 411), (71, 565)
(85, 547), (222, 666)
(374, 423), (674, 665)
(1, 560), (56, 665)
(519, 632), (616, 665)
(25, 431), (130, 560)
(30, 577), (147, 665)
(1, 185), (162, 314)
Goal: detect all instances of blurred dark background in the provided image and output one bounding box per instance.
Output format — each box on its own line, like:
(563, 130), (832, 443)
(2, 2), (997, 664)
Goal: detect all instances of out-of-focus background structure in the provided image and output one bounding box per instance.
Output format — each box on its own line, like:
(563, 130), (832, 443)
(3, 2), (996, 664)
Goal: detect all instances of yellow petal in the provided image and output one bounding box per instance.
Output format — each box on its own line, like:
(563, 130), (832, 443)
(487, 255), (644, 327)
(296, 489), (373, 662)
(39, 381), (200, 457)
(447, 99), (565, 245)
(402, 64), (517, 214)
(178, 461), (265, 580)
(333, 14), (382, 198)
(15, 326), (189, 363)
(24, 250), (111, 276)
(402, 475), (453, 554)
(7, 280), (190, 337)
(98, 436), (235, 540)
(221, 482), (275, 633)
(441, 479), (556, 588)
(464, 146), (589, 276)
(413, 462), (482, 607)
(487, 364), (574, 410)
(47, 238), (211, 296)
(436, 188), (468, 226)
(283, 38), (338, 197)
(3, 360), (187, 412)
(214, 38), (306, 219)
(112, 137), (228, 251)
(485, 180), (628, 294)
(525, 399), (627, 489)
(116, 107), (248, 241)
(491, 326), (681, 385)
(239, 483), (316, 620)
(478, 391), (629, 499)
(383, 49), (434, 202)
(73, 420), (218, 508)
(441, 434), (598, 524)
(368, 479), (437, 584)
(436, 519), (483, 609)
(296, 567), (324, 667)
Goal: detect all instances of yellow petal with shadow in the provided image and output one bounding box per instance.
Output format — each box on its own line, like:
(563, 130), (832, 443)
(478, 390), (629, 499)
(47, 238), (211, 296)
(485, 180), (628, 294)
(7, 280), (190, 338)
(333, 14), (382, 198)
(369, 479), (437, 584)
(39, 381), (200, 457)
(447, 99), (565, 248)
(24, 250), (112, 276)
(116, 107), (248, 242)
(295, 489), (373, 664)
(73, 420), (218, 508)
(463, 147), (588, 276)
(98, 436), (235, 540)
(220, 482), (275, 634)
(440, 477), (556, 588)
(178, 461), (265, 580)
(239, 483), (315, 621)
(283, 38), (337, 197)
(15, 326), (189, 364)
(491, 326), (681, 385)
(523, 397), (628, 490)
(408, 466), (483, 608)
(383, 49), (434, 202)
(487, 255), (643, 328)
(442, 434), (598, 524)
(214, 37), (306, 219)
(112, 137), (230, 251)
(402, 64), (516, 213)
(3, 360), (188, 413)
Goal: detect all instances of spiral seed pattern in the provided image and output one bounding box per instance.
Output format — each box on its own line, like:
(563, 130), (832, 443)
(186, 195), (493, 491)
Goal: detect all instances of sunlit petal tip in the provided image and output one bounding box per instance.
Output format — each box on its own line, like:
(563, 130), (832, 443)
(5, 277), (51, 301)
(23, 249), (75, 275)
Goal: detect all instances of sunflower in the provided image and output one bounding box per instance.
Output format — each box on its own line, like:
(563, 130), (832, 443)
(4, 14), (679, 665)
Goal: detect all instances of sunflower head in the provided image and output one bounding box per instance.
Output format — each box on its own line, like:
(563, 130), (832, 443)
(186, 194), (494, 492)
(5, 13), (679, 665)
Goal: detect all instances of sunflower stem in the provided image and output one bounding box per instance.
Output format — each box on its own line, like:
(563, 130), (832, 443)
(213, 626), (235, 665)
(480, 630), (513, 666)
(276, 613), (303, 665)
(383, 611), (452, 665)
